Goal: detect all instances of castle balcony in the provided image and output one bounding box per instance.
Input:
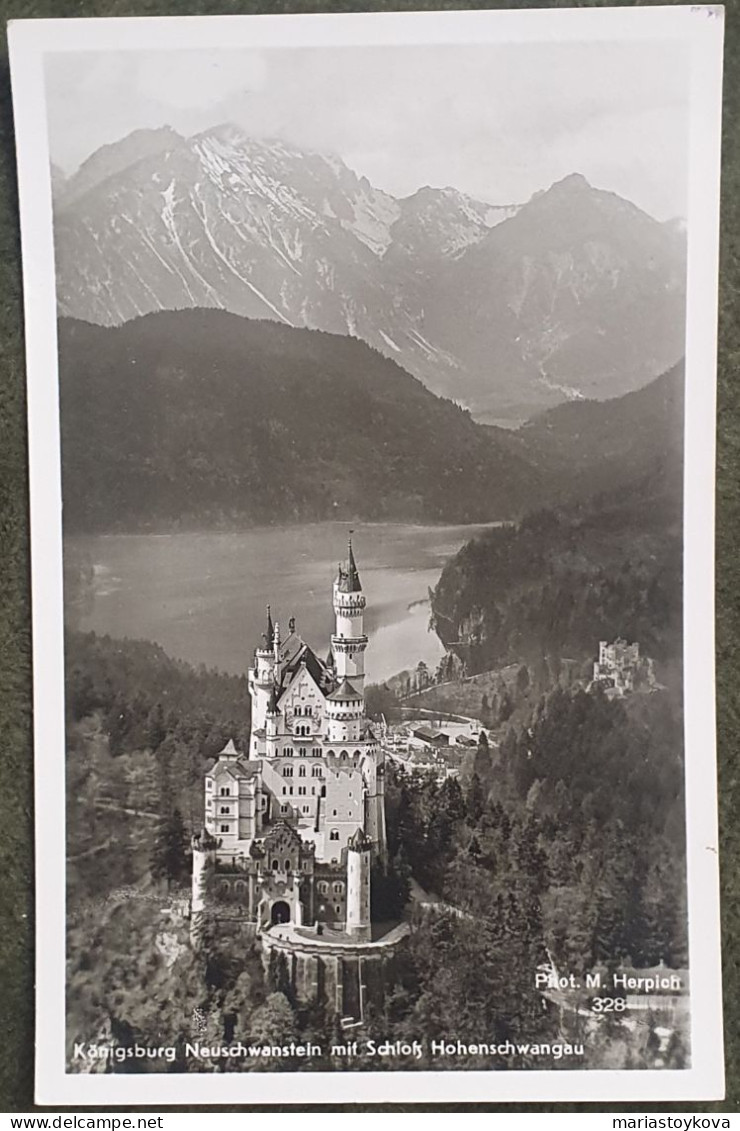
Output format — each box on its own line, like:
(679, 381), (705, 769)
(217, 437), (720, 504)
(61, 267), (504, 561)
(333, 589), (366, 607)
(330, 637), (367, 654)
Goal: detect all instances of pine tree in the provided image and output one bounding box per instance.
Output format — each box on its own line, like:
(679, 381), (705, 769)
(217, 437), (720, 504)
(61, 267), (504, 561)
(465, 772), (486, 824)
(150, 807), (188, 887)
(146, 702), (167, 751)
(249, 992), (298, 1047)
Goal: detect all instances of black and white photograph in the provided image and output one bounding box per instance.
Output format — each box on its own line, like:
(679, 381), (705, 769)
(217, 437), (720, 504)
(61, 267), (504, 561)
(9, 7), (725, 1105)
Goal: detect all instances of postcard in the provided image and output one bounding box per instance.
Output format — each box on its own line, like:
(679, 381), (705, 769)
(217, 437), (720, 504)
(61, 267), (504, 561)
(9, 6), (725, 1105)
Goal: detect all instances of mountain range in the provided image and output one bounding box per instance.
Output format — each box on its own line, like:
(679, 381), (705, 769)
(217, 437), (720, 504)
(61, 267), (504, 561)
(52, 124), (686, 420)
(58, 309), (682, 534)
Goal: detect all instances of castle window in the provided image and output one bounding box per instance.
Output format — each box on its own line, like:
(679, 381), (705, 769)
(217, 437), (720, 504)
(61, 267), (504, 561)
(282, 765), (293, 777)
(332, 809), (338, 817)
(282, 787), (286, 795)
(220, 806), (230, 814)
(298, 765), (306, 777)
(318, 881), (328, 894)
(312, 765), (322, 777)
(295, 706), (302, 717)
(206, 780), (213, 790)
(341, 751), (348, 761)
(333, 882), (343, 894)
(220, 787), (230, 796)
(302, 805), (309, 814)
(289, 786), (293, 795)
(335, 905), (341, 915)
(220, 824), (229, 833)
(299, 747), (307, 757)
(281, 804), (289, 814)
(272, 859), (279, 871)
(284, 859), (291, 872)
(283, 746), (293, 757)
(330, 829), (339, 841)
(298, 786), (306, 796)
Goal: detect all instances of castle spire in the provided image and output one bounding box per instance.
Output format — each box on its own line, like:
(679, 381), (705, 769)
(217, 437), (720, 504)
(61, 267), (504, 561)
(337, 531), (361, 593)
(331, 534), (367, 697)
(265, 604), (274, 645)
(347, 532), (361, 591)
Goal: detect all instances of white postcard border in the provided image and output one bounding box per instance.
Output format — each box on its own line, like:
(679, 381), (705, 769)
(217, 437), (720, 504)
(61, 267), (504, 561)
(8, 5), (725, 1106)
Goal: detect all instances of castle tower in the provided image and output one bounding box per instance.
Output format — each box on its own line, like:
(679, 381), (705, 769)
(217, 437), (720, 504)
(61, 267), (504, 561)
(190, 829), (218, 949)
(248, 605), (277, 756)
(364, 747), (388, 865)
(331, 536), (368, 696)
(345, 829), (372, 941)
(326, 679), (364, 743)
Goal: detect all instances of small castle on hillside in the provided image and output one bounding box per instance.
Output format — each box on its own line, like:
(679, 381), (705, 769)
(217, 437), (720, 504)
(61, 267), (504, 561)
(591, 638), (656, 698)
(190, 538), (405, 1012)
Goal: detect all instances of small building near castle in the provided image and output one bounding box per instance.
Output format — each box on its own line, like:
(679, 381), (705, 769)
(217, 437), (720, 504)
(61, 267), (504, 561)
(190, 538), (406, 1018)
(592, 638), (656, 698)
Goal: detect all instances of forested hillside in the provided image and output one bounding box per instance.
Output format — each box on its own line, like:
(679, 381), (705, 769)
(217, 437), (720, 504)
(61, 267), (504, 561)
(65, 632), (687, 1073)
(430, 469), (683, 676)
(58, 309), (684, 534)
(507, 361), (683, 507)
(57, 311), (541, 532)
(65, 631), (249, 903)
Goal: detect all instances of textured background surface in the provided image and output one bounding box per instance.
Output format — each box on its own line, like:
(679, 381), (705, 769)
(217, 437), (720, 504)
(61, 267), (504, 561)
(0, 0), (736, 1113)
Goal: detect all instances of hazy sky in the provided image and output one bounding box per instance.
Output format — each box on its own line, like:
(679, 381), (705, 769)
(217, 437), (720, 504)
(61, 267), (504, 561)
(45, 40), (690, 219)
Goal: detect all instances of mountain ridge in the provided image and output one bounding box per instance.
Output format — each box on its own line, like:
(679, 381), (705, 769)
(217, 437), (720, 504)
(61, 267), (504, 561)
(52, 125), (686, 419)
(57, 308), (684, 537)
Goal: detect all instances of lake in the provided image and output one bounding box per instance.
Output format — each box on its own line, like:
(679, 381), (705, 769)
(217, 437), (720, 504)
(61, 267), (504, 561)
(64, 522), (495, 684)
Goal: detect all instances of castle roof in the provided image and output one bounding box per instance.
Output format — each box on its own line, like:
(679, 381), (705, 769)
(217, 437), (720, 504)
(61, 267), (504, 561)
(210, 764), (239, 781)
(336, 536), (362, 594)
(236, 759), (260, 778)
(279, 640), (334, 696)
(279, 631), (304, 667)
(348, 827), (373, 852)
(328, 678), (363, 702)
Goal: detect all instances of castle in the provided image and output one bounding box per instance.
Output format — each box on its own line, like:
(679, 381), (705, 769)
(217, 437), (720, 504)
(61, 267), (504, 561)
(592, 638), (656, 698)
(190, 538), (400, 980)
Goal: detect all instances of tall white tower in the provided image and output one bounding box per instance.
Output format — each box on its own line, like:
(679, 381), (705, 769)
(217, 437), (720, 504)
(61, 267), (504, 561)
(345, 828), (372, 941)
(331, 536), (367, 696)
(247, 606), (277, 756)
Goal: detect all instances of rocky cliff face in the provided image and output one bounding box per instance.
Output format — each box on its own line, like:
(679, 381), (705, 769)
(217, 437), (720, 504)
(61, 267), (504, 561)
(53, 126), (686, 419)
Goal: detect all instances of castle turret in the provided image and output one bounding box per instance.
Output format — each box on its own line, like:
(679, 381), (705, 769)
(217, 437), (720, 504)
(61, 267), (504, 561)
(345, 828), (372, 941)
(331, 536), (368, 696)
(190, 828), (218, 949)
(248, 605), (278, 755)
(326, 678), (364, 743)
